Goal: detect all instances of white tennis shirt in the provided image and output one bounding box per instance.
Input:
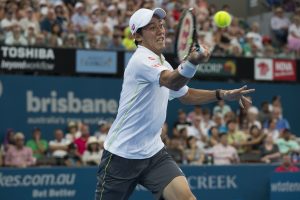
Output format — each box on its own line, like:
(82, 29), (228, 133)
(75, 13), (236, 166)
(104, 45), (189, 159)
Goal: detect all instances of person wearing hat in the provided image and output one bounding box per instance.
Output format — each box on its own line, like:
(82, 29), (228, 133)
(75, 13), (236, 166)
(71, 2), (90, 32)
(96, 7), (255, 200)
(82, 136), (103, 166)
(4, 132), (35, 167)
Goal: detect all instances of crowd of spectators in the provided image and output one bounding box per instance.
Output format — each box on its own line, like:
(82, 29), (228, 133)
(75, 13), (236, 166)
(1, 0), (300, 57)
(0, 95), (299, 168)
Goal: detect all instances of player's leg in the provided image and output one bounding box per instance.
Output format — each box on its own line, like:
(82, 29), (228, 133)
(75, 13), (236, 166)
(139, 147), (196, 200)
(95, 150), (141, 200)
(162, 176), (196, 200)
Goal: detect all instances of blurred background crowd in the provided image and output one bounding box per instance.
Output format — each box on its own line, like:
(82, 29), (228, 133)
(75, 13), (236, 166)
(2, 0), (300, 57)
(1, 95), (299, 169)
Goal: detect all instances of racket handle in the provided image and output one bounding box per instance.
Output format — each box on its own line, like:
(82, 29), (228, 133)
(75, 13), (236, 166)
(195, 44), (204, 54)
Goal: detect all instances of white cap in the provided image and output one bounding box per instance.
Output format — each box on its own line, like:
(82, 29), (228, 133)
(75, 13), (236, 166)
(87, 136), (99, 145)
(54, 1), (63, 7)
(75, 2), (83, 9)
(129, 8), (166, 34)
(248, 107), (259, 115)
(91, 4), (99, 12)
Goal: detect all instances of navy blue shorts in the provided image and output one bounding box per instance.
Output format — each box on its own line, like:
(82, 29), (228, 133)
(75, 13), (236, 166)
(95, 147), (184, 200)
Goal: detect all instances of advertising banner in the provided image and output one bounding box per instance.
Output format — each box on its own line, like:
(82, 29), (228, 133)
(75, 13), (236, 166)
(0, 75), (122, 140)
(0, 75), (299, 141)
(196, 58), (237, 77)
(254, 58), (297, 81)
(270, 172), (300, 200)
(0, 46), (74, 74)
(0, 165), (282, 200)
(76, 50), (117, 74)
(273, 59), (297, 81)
(254, 58), (273, 80)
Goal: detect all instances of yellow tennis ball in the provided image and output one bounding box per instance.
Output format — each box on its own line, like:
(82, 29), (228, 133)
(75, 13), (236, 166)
(214, 11), (232, 28)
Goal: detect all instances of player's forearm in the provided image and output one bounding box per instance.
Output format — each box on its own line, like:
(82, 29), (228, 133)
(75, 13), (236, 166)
(179, 88), (219, 105)
(160, 70), (190, 91)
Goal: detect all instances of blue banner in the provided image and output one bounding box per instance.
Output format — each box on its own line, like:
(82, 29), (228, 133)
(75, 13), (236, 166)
(0, 165), (285, 200)
(76, 50), (117, 74)
(0, 75), (300, 141)
(124, 52), (134, 68)
(0, 75), (122, 140)
(270, 172), (300, 200)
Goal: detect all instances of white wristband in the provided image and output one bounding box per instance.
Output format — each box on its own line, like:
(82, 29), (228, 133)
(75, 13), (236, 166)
(178, 61), (197, 78)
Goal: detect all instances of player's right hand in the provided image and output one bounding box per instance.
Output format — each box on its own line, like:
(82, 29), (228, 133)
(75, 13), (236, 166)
(187, 44), (211, 65)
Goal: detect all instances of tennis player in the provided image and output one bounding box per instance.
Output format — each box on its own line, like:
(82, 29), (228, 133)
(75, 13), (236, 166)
(95, 8), (255, 200)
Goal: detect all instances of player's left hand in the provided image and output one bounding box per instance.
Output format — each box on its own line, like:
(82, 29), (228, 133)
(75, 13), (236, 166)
(221, 85), (255, 109)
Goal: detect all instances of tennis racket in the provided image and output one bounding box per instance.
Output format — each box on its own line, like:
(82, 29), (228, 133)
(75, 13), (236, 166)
(174, 8), (204, 62)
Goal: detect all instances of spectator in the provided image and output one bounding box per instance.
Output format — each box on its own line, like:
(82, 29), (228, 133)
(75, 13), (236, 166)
(51, 23), (63, 46)
(270, 7), (290, 44)
(166, 137), (184, 164)
(3, 128), (15, 152)
(200, 108), (215, 136)
(71, 2), (90, 33)
(85, 34), (99, 49)
(64, 33), (78, 48)
(26, 24), (36, 45)
(5, 23), (28, 45)
(20, 7), (40, 35)
(54, 1), (69, 31)
(34, 34), (46, 46)
(49, 129), (71, 164)
(247, 107), (262, 129)
(212, 113), (227, 133)
(212, 134), (239, 165)
(65, 121), (81, 142)
(208, 126), (220, 147)
(243, 125), (266, 153)
(94, 120), (109, 147)
(264, 118), (280, 140)
(187, 105), (202, 123)
(64, 143), (82, 167)
(185, 136), (205, 165)
(4, 132), (35, 167)
(246, 22), (264, 50)
(266, 106), (290, 131)
(275, 154), (300, 172)
(173, 109), (191, 137)
(270, 95), (282, 111)
(74, 123), (90, 155)
(26, 128), (48, 161)
(108, 32), (125, 50)
(40, 9), (60, 34)
(107, 5), (119, 30)
(213, 100), (232, 118)
(287, 15), (300, 55)
(82, 136), (103, 166)
(276, 129), (300, 154)
(260, 135), (281, 163)
(99, 25), (112, 49)
(186, 116), (207, 149)
(1, 9), (17, 37)
(226, 119), (248, 153)
(258, 101), (271, 124)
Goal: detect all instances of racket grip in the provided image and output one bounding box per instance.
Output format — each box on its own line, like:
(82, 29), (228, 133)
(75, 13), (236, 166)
(195, 44), (204, 54)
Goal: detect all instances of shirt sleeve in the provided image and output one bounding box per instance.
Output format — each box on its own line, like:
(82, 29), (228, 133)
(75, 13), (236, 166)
(169, 85), (189, 101)
(135, 57), (170, 85)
